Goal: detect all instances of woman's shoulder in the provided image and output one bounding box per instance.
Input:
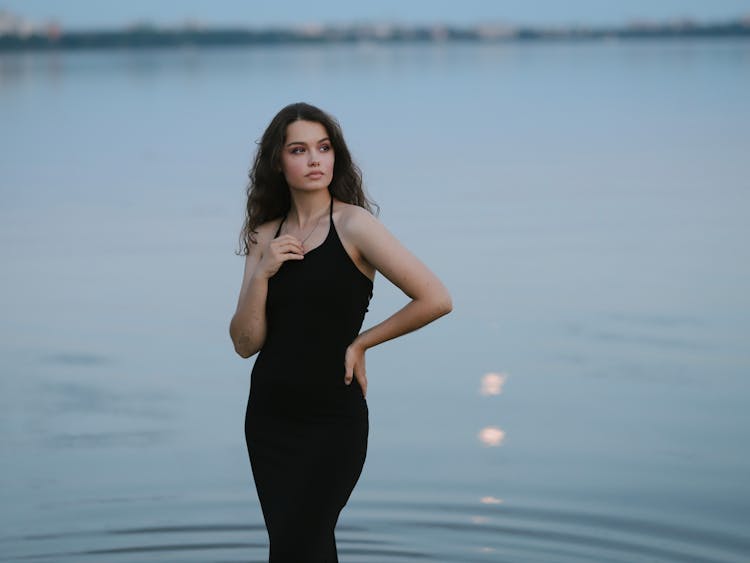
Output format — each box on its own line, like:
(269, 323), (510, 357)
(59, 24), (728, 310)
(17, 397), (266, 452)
(334, 199), (381, 241)
(334, 200), (376, 225)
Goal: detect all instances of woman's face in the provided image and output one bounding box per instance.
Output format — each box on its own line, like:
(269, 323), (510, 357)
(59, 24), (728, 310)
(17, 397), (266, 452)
(279, 120), (335, 192)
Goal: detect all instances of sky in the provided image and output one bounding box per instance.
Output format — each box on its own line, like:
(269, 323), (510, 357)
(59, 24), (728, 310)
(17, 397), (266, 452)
(2, 0), (749, 29)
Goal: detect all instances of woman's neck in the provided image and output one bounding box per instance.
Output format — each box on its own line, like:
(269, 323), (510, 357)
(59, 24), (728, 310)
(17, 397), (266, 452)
(287, 190), (332, 228)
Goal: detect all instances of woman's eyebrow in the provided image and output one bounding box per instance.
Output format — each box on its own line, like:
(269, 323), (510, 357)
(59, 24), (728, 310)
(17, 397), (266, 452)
(285, 137), (330, 147)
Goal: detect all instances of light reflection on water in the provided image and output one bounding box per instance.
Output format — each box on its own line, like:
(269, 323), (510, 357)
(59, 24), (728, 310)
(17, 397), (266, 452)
(480, 372), (507, 397)
(478, 426), (506, 447)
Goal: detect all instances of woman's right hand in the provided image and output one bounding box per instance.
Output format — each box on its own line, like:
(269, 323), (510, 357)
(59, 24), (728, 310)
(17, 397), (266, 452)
(256, 234), (305, 279)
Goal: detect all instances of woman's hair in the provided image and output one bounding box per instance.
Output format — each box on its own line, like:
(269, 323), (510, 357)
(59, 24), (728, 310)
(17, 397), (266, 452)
(237, 102), (377, 256)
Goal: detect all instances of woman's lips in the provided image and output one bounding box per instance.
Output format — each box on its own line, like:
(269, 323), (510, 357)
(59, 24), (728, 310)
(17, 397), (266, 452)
(306, 171), (324, 179)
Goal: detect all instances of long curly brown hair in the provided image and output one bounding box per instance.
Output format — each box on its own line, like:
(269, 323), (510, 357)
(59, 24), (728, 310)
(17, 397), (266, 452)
(236, 102), (377, 256)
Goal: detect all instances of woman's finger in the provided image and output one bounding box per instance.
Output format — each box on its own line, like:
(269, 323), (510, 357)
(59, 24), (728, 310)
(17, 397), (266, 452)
(272, 238), (302, 250)
(273, 235), (304, 250)
(272, 241), (304, 255)
(356, 370), (367, 399)
(274, 245), (303, 256)
(271, 244), (304, 259)
(280, 251), (305, 261)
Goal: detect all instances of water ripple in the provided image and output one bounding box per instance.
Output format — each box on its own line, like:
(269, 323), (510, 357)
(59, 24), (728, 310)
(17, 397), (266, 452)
(4, 497), (748, 562)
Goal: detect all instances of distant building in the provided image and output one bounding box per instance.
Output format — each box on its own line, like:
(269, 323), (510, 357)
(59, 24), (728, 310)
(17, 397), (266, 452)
(0, 10), (35, 36)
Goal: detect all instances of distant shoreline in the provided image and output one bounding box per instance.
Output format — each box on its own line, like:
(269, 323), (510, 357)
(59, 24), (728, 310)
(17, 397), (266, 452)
(1, 19), (749, 52)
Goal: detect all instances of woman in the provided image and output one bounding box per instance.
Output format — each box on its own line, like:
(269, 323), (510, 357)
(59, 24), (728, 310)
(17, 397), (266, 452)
(229, 102), (452, 562)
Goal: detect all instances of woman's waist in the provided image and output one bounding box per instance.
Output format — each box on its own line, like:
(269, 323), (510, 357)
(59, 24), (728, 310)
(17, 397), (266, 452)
(251, 354), (346, 387)
(247, 372), (367, 417)
(256, 338), (348, 367)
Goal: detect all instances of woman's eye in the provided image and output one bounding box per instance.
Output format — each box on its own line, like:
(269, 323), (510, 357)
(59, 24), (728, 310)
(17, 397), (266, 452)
(320, 144), (331, 152)
(290, 147), (304, 154)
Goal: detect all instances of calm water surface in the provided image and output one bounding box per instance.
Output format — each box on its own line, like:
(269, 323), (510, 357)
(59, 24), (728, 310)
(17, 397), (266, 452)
(1, 40), (749, 562)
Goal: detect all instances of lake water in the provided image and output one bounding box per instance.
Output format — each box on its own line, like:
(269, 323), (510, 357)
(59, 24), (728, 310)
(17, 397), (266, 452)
(1, 39), (749, 562)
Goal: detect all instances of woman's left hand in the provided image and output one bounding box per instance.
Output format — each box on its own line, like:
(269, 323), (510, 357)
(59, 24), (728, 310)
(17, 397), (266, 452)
(344, 341), (367, 399)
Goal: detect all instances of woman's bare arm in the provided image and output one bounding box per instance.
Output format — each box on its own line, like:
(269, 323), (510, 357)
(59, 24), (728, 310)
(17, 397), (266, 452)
(340, 207), (452, 394)
(229, 244), (269, 359)
(229, 225), (304, 358)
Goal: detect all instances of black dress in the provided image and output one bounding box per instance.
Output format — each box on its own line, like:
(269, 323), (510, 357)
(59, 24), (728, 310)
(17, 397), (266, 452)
(245, 197), (373, 562)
